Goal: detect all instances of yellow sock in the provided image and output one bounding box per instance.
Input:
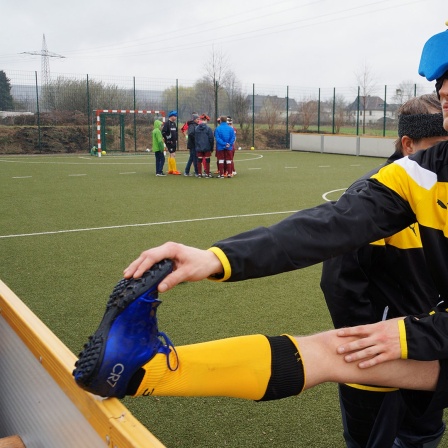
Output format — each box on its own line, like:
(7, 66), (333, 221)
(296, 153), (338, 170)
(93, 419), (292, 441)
(135, 334), (272, 400)
(134, 334), (305, 401)
(172, 158), (177, 171)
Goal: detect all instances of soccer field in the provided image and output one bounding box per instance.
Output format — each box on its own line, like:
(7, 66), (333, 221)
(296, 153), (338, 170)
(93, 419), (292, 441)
(3, 149), (442, 447)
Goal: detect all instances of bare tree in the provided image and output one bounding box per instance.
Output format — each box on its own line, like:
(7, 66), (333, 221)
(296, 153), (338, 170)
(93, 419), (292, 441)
(222, 70), (241, 119)
(231, 91), (250, 142)
(299, 97), (318, 131)
(334, 94), (347, 133)
(261, 96), (283, 130)
(203, 47), (232, 122)
(163, 85), (198, 120)
(355, 62), (377, 134)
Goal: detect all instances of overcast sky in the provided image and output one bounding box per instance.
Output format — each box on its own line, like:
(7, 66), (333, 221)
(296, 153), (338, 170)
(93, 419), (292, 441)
(0, 0), (445, 91)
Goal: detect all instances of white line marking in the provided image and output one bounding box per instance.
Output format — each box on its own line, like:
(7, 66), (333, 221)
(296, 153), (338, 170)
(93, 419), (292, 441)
(318, 165), (331, 168)
(12, 176), (32, 179)
(248, 167), (261, 170)
(0, 210), (298, 239)
(285, 166), (297, 169)
(322, 188), (347, 202)
(68, 174), (87, 177)
(350, 164), (361, 166)
(0, 153), (263, 165)
(119, 172), (136, 175)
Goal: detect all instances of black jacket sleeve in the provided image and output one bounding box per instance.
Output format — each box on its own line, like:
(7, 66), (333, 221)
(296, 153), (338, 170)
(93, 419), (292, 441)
(213, 178), (415, 282)
(404, 313), (448, 360)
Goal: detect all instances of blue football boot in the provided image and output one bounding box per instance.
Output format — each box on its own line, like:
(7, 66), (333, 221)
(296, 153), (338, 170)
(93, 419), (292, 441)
(73, 259), (177, 398)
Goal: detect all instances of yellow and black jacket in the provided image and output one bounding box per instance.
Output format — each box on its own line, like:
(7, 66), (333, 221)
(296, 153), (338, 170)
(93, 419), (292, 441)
(209, 141), (448, 361)
(320, 152), (439, 329)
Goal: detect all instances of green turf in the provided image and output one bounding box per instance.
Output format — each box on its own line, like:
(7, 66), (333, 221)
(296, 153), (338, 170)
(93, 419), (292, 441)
(2, 150), (443, 447)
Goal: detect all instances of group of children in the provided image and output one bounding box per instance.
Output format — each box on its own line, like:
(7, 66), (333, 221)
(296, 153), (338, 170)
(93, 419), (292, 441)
(152, 111), (237, 178)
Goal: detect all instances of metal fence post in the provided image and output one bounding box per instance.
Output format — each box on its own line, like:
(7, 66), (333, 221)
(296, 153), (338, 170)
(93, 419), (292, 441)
(286, 85), (289, 148)
(87, 74), (91, 151)
(318, 88), (321, 133)
(356, 86), (360, 136)
(35, 71), (41, 152)
(383, 85), (387, 137)
(214, 80), (218, 126)
(133, 76), (137, 152)
(176, 79), (179, 141)
(252, 83), (255, 148)
(332, 87), (336, 134)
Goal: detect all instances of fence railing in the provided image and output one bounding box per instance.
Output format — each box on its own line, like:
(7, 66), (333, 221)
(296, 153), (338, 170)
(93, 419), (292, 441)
(0, 69), (436, 153)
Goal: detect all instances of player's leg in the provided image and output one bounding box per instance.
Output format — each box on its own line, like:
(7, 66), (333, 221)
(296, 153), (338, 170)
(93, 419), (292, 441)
(197, 152), (203, 176)
(223, 150), (232, 177)
(204, 151), (211, 177)
(184, 148), (193, 176)
(73, 265), (439, 399)
(217, 150), (225, 177)
(169, 149), (181, 175)
(193, 150), (199, 176)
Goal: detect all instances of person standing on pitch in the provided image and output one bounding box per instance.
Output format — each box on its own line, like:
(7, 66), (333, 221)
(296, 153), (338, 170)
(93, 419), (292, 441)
(183, 113), (200, 177)
(227, 116), (237, 176)
(152, 119), (166, 176)
(195, 114), (214, 178)
(162, 110), (181, 175)
(214, 115), (235, 178)
(321, 94), (448, 448)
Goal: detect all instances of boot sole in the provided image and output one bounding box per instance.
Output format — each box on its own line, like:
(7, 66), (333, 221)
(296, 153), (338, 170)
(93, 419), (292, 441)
(73, 259), (173, 392)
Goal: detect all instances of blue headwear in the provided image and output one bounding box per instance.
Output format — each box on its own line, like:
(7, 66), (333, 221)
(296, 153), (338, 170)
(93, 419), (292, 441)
(418, 28), (448, 81)
(168, 110), (178, 117)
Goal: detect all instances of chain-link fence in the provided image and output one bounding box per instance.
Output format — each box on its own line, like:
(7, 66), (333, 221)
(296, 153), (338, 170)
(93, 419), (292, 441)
(0, 69), (437, 153)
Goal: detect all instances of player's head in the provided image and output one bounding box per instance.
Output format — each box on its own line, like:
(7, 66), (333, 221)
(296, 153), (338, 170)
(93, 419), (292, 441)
(168, 110), (177, 120)
(418, 25), (448, 98)
(395, 94), (448, 154)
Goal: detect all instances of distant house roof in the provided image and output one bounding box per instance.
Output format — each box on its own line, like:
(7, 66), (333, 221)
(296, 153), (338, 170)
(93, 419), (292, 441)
(246, 94), (298, 112)
(348, 95), (399, 112)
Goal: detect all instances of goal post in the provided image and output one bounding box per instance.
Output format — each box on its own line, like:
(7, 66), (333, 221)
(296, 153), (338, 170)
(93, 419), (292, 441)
(95, 109), (166, 156)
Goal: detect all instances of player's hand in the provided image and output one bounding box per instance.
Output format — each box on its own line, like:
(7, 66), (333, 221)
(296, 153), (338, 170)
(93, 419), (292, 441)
(123, 242), (224, 292)
(336, 318), (404, 368)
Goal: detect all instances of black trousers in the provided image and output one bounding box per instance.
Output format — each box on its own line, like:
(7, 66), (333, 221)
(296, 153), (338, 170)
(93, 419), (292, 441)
(339, 384), (445, 448)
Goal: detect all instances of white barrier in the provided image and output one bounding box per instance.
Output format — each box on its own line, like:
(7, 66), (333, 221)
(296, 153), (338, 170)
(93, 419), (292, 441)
(290, 133), (395, 158)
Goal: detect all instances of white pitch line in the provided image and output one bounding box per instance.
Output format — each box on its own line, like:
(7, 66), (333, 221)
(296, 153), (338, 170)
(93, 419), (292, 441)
(322, 188), (347, 202)
(285, 166), (297, 169)
(318, 165), (331, 168)
(0, 210), (299, 239)
(0, 153), (263, 165)
(68, 174), (87, 177)
(248, 167), (261, 170)
(12, 176), (32, 179)
(119, 172), (137, 175)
